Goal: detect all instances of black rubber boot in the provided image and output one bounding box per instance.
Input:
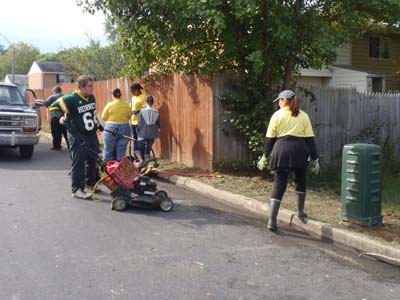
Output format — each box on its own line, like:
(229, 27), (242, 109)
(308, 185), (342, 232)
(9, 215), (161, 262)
(297, 193), (308, 223)
(267, 199), (281, 232)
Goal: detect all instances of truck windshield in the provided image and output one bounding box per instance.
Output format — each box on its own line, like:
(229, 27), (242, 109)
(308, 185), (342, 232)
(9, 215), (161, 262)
(0, 85), (25, 105)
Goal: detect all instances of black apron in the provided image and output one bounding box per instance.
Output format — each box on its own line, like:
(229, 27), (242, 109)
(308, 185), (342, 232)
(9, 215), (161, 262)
(270, 136), (309, 170)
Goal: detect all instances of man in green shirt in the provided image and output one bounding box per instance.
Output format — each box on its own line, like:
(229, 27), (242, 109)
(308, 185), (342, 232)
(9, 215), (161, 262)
(57, 75), (102, 199)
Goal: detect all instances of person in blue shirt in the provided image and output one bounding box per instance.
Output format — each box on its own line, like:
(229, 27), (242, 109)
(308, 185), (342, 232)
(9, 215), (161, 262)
(45, 86), (68, 150)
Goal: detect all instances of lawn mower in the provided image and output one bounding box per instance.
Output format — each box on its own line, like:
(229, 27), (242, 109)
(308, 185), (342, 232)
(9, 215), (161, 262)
(84, 127), (173, 212)
(100, 156), (173, 212)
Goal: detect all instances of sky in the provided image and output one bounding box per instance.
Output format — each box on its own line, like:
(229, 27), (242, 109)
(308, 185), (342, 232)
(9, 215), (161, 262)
(0, 0), (107, 53)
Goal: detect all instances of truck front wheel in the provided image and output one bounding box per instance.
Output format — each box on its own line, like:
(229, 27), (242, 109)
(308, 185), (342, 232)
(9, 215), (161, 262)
(19, 145), (34, 159)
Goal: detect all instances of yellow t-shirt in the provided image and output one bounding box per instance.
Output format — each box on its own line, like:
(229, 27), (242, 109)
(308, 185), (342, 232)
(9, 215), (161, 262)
(266, 107), (315, 138)
(102, 99), (131, 123)
(131, 93), (147, 125)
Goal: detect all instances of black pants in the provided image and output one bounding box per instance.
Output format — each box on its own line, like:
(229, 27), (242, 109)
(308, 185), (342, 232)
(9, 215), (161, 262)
(131, 124), (139, 154)
(50, 116), (69, 149)
(271, 168), (307, 200)
(68, 132), (99, 193)
(131, 125), (138, 140)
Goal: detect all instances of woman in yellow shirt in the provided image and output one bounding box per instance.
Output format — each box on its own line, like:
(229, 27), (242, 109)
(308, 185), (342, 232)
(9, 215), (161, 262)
(101, 88), (131, 161)
(130, 83), (147, 140)
(257, 90), (319, 232)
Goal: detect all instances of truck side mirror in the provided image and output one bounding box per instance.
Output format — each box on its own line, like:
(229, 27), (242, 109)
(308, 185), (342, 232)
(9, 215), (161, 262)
(34, 99), (45, 107)
(25, 89), (45, 107)
(24, 89), (44, 129)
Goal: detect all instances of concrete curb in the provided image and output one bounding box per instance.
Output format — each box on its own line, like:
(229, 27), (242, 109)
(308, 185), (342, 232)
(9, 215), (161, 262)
(159, 173), (400, 263)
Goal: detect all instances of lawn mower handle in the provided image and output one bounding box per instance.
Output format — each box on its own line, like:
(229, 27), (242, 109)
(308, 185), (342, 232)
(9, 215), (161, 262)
(103, 128), (136, 142)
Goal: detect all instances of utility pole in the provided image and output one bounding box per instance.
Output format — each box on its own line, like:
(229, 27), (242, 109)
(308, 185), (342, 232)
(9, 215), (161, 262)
(0, 33), (15, 84)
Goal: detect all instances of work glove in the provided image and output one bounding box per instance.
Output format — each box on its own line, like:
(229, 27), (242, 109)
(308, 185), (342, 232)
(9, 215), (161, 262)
(310, 158), (320, 175)
(257, 155), (268, 171)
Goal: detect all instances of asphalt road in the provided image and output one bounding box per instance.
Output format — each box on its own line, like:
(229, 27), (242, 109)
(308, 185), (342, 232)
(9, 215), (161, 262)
(0, 138), (399, 300)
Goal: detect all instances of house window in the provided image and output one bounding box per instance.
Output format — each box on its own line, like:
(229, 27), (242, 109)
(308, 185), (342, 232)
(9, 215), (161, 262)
(372, 78), (383, 93)
(369, 37), (390, 59)
(56, 74), (71, 84)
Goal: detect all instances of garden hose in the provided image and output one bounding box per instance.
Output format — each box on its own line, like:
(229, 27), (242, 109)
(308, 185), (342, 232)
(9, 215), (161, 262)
(91, 163), (109, 201)
(91, 175), (104, 201)
(151, 169), (223, 178)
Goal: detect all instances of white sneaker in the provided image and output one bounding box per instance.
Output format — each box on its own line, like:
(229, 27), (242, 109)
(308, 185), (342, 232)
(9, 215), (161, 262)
(85, 184), (102, 193)
(72, 189), (92, 200)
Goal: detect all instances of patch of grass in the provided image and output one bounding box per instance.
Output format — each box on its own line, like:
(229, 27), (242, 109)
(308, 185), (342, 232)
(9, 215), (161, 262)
(307, 164), (341, 196)
(382, 175), (400, 212)
(306, 163), (400, 216)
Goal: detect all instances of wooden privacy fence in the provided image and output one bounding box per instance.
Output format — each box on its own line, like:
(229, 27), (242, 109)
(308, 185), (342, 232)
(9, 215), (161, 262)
(33, 77), (400, 169)
(298, 87), (400, 163)
(34, 75), (215, 170)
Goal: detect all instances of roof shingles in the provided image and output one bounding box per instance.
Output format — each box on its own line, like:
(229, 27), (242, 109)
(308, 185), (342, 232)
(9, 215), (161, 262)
(36, 62), (71, 73)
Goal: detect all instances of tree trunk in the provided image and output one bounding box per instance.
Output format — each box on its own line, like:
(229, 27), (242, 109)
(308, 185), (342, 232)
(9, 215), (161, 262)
(282, 56), (295, 89)
(261, 0), (271, 99)
(281, 0), (303, 90)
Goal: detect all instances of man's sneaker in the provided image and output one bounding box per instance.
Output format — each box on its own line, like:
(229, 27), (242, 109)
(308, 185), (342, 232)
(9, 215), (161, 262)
(85, 185), (102, 193)
(72, 189), (92, 200)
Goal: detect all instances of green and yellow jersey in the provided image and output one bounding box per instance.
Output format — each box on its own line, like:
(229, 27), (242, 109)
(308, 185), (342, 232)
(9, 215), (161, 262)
(55, 89), (99, 135)
(49, 101), (64, 118)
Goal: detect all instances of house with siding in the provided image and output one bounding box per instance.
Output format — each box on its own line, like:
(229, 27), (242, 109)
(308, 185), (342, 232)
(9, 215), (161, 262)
(28, 61), (73, 90)
(298, 30), (400, 93)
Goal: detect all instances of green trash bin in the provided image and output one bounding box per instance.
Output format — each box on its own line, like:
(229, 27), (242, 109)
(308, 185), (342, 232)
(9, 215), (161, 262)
(340, 143), (383, 226)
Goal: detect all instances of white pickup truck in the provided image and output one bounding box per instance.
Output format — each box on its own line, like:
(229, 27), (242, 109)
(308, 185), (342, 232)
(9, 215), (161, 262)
(0, 82), (43, 159)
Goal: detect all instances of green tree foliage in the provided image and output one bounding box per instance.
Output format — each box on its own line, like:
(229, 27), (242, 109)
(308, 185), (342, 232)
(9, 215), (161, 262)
(0, 42), (40, 80)
(37, 25), (124, 81)
(0, 34), (123, 85)
(78, 0), (400, 155)
(0, 45), (6, 55)
(57, 36), (124, 80)
(78, 0), (400, 82)
(37, 52), (63, 62)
